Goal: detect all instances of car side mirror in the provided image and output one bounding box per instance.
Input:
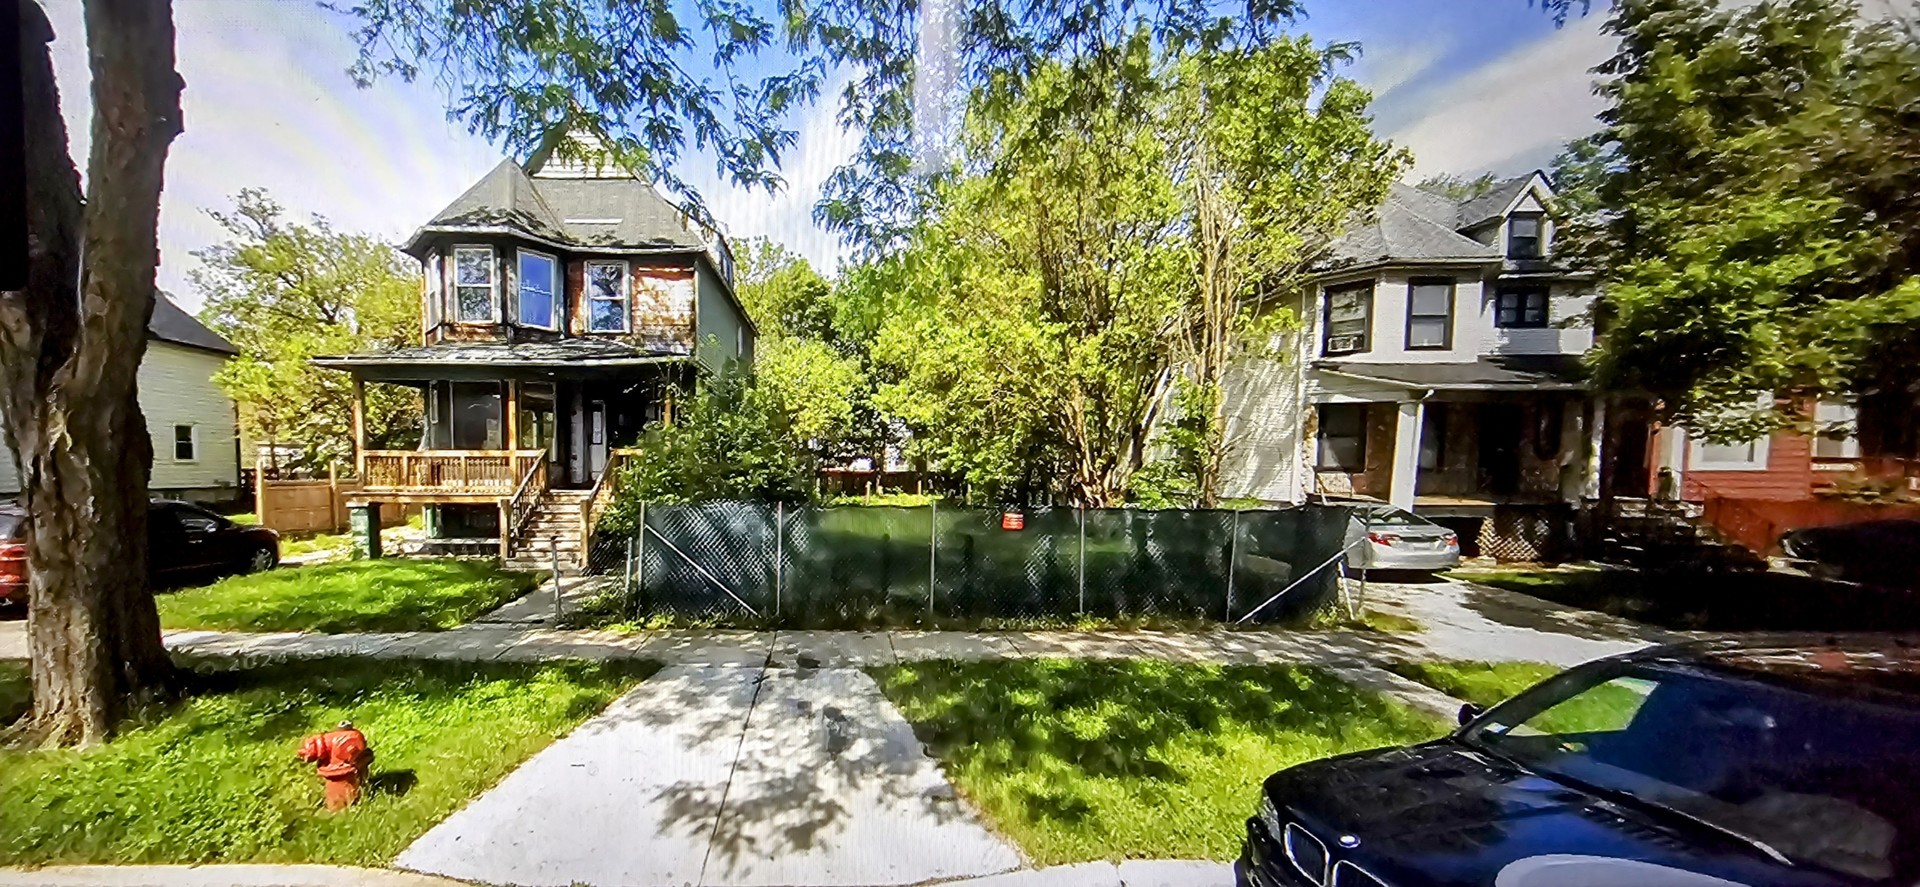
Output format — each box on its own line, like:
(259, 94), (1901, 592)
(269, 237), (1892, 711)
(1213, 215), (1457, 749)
(1457, 703), (1483, 727)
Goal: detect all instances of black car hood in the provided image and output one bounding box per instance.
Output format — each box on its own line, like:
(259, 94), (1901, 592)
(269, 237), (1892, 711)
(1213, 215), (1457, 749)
(1264, 742), (1862, 887)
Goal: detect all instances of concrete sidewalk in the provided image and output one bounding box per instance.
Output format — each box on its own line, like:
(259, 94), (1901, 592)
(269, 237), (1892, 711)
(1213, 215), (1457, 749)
(0, 861), (1235, 887)
(396, 664), (1023, 887)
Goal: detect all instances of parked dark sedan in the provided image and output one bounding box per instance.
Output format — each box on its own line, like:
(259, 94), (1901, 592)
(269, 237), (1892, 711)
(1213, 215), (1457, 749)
(1239, 641), (1920, 887)
(0, 500), (279, 604)
(1780, 519), (1920, 589)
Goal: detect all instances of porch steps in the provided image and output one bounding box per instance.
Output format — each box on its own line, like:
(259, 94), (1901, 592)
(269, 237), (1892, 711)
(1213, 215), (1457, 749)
(506, 490), (595, 574)
(1599, 499), (1766, 571)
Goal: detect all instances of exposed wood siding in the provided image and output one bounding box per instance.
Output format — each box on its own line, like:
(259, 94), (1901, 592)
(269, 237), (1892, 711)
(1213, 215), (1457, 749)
(631, 262), (696, 354)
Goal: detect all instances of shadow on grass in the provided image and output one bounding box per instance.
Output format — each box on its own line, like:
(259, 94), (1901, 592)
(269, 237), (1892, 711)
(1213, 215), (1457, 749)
(1463, 566), (1920, 632)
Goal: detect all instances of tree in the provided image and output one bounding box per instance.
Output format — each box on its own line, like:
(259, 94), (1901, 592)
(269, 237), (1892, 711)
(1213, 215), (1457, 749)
(601, 367), (815, 516)
(1415, 172), (1499, 201)
(862, 36), (1402, 506)
(1578, 0), (1920, 448)
(3, 0), (183, 744)
(194, 190), (422, 473)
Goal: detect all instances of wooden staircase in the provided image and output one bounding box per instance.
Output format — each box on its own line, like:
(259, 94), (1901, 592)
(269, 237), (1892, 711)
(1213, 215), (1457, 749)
(1599, 499), (1767, 571)
(505, 489), (594, 573)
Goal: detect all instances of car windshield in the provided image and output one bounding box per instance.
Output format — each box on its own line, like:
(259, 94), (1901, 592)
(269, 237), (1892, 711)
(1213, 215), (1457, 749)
(1463, 661), (1920, 881)
(1354, 506), (1423, 527)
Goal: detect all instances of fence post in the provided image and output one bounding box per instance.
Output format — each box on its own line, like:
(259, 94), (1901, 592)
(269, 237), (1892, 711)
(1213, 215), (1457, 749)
(636, 501), (647, 618)
(774, 500), (785, 618)
(1077, 506), (1086, 616)
(1225, 508), (1241, 622)
(927, 500), (937, 620)
(624, 533), (637, 619)
(551, 545), (563, 622)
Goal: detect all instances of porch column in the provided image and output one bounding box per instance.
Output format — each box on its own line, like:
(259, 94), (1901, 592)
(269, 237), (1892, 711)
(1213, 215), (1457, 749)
(504, 380), (520, 451)
(1389, 400), (1425, 510)
(350, 375), (366, 478)
(1584, 398), (1607, 500)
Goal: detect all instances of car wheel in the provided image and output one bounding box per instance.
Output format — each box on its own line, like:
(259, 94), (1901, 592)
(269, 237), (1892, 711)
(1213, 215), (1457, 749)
(248, 547), (278, 574)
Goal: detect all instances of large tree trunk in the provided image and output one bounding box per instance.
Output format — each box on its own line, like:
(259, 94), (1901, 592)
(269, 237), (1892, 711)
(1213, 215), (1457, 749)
(2, 0), (184, 745)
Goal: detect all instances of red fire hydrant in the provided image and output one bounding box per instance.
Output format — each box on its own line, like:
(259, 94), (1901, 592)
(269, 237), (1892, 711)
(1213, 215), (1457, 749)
(298, 721), (374, 812)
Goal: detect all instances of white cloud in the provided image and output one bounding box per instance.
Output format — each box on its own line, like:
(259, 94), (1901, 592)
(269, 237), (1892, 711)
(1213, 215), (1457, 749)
(1380, 14), (1612, 179)
(45, 0), (501, 309)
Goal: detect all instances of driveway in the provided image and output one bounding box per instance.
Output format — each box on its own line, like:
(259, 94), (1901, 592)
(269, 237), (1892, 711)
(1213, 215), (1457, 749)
(396, 663), (1022, 887)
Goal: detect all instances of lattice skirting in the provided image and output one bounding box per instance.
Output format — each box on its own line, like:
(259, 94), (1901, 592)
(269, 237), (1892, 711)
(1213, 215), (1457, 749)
(1475, 508), (1572, 562)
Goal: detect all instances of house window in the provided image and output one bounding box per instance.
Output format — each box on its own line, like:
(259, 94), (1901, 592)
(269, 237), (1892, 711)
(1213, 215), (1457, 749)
(1317, 404), (1368, 471)
(172, 424), (197, 462)
(1495, 286), (1550, 328)
(1405, 279), (1454, 349)
(585, 260), (630, 332)
(428, 381), (504, 450)
(1507, 214), (1544, 258)
(1322, 284), (1372, 355)
(1418, 406), (1446, 471)
(424, 254), (443, 329)
(517, 250), (558, 330)
(1692, 436), (1769, 470)
(452, 246), (497, 323)
(1812, 400), (1860, 459)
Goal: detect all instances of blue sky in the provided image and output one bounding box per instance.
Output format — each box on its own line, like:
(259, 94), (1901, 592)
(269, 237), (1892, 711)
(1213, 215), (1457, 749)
(44, 0), (1615, 308)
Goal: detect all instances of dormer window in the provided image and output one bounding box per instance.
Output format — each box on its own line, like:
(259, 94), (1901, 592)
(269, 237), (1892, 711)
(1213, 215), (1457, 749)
(517, 249), (559, 330)
(585, 260), (630, 332)
(1507, 213), (1544, 259)
(452, 246), (497, 323)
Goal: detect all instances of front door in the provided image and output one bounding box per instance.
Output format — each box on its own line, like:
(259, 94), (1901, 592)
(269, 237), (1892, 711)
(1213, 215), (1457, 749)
(566, 394), (609, 486)
(1478, 404), (1523, 496)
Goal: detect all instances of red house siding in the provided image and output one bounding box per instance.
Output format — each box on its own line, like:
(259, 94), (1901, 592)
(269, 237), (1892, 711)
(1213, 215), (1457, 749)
(1682, 431), (1813, 502)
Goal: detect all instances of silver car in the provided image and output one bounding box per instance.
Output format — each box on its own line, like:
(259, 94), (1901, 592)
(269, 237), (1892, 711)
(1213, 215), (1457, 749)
(1341, 502), (1460, 572)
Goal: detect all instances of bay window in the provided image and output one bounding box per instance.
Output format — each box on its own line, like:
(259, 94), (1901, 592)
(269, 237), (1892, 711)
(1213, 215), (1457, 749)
(517, 250), (558, 329)
(452, 246), (497, 323)
(585, 260), (630, 332)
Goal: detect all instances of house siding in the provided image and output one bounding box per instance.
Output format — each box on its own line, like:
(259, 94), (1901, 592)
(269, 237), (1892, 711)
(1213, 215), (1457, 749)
(1220, 351), (1303, 502)
(0, 340), (239, 500)
(693, 260), (751, 371)
(1683, 431), (1813, 501)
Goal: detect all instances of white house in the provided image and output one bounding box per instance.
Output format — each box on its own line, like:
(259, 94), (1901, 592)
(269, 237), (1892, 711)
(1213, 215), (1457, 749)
(0, 296), (242, 503)
(1222, 172), (1597, 559)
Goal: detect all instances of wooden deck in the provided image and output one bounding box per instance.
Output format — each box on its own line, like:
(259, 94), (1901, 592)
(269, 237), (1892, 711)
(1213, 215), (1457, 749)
(348, 449), (546, 504)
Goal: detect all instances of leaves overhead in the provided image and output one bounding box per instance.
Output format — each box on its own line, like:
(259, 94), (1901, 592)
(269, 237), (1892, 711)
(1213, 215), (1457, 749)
(193, 189), (423, 471)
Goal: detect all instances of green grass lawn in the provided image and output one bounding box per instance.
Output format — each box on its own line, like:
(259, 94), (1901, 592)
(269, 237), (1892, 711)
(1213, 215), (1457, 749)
(0, 657), (653, 866)
(158, 560), (539, 633)
(1384, 660), (1649, 735)
(1383, 660), (1563, 709)
(871, 659), (1446, 863)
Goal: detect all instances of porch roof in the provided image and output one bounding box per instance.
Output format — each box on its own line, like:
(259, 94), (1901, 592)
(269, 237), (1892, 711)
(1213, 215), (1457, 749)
(1315, 356), (1587, 392)
(313, 340), (689, 380)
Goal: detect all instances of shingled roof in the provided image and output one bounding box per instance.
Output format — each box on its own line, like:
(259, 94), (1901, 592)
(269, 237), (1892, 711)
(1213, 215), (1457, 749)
(1322, 174), (1547, 270)
(407, 159), (708, 254)
(151, 295), (238, 355)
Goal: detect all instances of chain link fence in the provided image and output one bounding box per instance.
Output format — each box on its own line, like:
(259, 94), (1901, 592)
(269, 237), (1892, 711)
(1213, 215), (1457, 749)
(585, 502), (1355, 627)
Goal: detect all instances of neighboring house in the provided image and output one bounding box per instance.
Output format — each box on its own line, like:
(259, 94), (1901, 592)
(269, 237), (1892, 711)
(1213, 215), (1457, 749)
(1223, 172), (1597, 558)
(315, 152), (756, 564)
(0, 296), (241, 504)
(1641, 397), (1916, 504)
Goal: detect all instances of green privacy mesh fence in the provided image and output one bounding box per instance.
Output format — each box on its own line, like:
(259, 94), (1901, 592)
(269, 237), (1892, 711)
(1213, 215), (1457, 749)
(586, 503), (1355, 627)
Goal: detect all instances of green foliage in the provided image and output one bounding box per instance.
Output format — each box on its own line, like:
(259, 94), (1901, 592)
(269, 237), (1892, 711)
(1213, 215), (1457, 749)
(873, 660), (1445, 863)
(1417, 172), (1501, 201)
(156, 560), (538, 633)
(604, 368), (815, 516)
(858, 38), (1401, 505)
(1579, 0), (1920, 439)
(0, 658), (652, 865)
(194, 190), (422, 473)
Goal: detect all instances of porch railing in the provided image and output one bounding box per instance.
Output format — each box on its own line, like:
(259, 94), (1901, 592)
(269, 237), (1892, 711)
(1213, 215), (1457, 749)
(502, 457), (550, 557)
(361, 450), (547, 493)
(579, 448), (637, 551)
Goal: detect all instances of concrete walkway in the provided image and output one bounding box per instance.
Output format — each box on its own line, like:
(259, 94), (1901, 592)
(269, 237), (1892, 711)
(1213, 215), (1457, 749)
(396, 663), (1023, 887)
(0, 861), (1235, 887)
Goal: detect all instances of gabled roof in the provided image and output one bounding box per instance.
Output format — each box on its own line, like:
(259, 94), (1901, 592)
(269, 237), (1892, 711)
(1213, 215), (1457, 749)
(1321, 173), (1555, 272)
(1327, 183), (1499, 266)
(407, 158), (708, 254)
(1456, 174), (1540, 229)
(151, 295), (237, 355)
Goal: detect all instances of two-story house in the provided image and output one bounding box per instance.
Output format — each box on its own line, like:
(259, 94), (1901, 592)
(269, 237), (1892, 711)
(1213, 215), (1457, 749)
(1223, 172), (1596, 558)
(316, 154), (755, 565)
